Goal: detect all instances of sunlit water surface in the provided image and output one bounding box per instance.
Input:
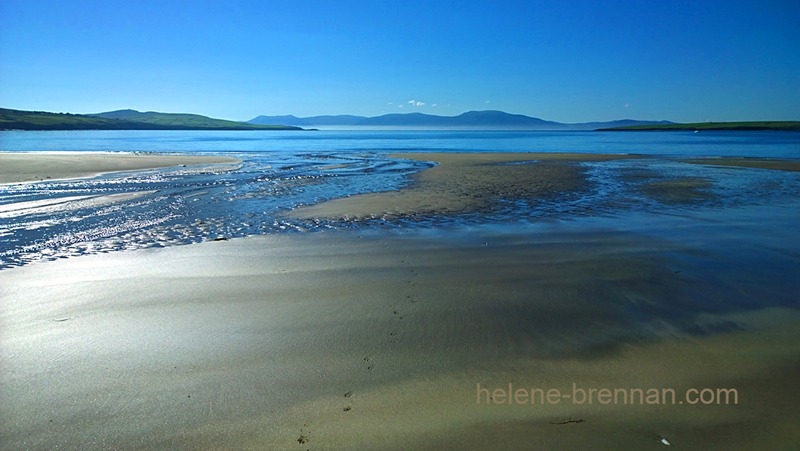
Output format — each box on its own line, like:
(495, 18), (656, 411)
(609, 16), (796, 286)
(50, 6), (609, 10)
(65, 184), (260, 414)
(1, 130), (798, 268)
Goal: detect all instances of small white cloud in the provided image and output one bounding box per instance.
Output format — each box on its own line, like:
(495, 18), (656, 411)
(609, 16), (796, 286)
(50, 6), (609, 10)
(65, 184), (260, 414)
(408, 99), (425, 107)
(431, 103), (438, 107)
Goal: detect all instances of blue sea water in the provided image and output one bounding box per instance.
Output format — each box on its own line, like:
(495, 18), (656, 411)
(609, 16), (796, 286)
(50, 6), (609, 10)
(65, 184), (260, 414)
(1, 130), (799, 269)
(2, 129), (800, 157)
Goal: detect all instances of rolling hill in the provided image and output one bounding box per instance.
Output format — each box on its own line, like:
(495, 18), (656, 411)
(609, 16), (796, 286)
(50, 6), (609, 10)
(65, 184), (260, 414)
(0, 108), (302, 131)
(92, 109), (299, 130)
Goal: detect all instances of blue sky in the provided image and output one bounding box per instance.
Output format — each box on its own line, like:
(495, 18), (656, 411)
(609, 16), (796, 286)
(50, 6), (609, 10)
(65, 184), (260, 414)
(1, 0), (798, 122)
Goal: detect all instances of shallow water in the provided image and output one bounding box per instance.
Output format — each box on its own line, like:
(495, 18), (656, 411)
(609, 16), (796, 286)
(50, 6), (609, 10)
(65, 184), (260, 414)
(0, 152), (431, 268)
(1, 130), (799, 268)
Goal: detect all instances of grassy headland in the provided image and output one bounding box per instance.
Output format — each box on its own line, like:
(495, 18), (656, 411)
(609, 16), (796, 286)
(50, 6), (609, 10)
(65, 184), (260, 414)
(0, 108), (302, 131)
(598, 121), (800, 131)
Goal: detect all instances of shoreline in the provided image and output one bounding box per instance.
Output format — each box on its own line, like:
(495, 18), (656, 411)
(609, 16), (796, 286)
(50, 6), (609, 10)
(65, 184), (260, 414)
(0, 151), (241, 184)
(1, 150), (799, 448)
(288, 152), (800, 220)
(289, 152), (642, 220)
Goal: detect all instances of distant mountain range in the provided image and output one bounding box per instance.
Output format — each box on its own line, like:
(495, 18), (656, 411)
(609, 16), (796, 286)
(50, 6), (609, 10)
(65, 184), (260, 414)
(249, 110), (674, 130)
(7, 107), (791, 132)
(0, 108), (301, 131)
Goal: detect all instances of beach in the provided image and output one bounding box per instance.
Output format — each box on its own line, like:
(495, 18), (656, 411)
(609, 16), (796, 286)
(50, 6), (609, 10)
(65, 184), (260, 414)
(0, 152), (240, 184)
(2, 152), (800, 449)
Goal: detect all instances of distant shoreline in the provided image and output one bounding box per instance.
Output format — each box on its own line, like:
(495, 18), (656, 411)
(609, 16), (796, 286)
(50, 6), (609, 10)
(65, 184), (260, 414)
(0, 108), (303, 131)
(598, 121), (800, 132)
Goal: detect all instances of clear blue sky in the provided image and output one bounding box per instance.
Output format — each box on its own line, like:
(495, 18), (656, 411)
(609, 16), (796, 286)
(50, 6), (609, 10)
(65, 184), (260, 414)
(1, 0), (798, 122)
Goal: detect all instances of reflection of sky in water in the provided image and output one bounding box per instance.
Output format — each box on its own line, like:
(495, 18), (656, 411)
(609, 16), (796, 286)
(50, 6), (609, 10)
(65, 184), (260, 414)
(0, 152), (429, 268)
(581, 159), (800, 210)
(0, 131), (800, 268)
(478, 159), (800, 224)
(1, 153), (799, 269)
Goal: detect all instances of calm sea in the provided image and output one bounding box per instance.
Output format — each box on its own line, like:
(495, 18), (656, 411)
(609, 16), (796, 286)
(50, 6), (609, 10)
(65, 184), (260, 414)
(1, 129), (800, 156)
(1, 130), (799, 269)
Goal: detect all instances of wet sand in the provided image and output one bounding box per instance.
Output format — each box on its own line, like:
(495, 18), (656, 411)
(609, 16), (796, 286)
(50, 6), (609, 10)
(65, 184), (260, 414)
(1, 224), (798, 449)
(0, 152), (240, 184)
(289, 152), (640, 219)
(2, 151), (799, 449)
(289, 153), (800, 219)
(682, 157), (800, 172)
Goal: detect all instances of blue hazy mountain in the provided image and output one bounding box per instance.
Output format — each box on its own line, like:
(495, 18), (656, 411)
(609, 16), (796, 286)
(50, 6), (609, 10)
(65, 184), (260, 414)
(247, 114), (366, 127)
(248, 110), (671, 130)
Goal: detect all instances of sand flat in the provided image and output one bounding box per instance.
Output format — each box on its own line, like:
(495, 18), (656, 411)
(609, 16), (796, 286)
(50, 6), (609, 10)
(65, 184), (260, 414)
(1, 227), (798, 449)
(289, 152), (640, 219)
(681, 157), (800, 172)
(0, 152), (241, 184)
(289, 153), (800, 220)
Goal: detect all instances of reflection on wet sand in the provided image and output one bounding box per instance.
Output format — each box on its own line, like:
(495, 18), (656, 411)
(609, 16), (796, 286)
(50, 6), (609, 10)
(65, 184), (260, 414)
(1, 151), (799, 449)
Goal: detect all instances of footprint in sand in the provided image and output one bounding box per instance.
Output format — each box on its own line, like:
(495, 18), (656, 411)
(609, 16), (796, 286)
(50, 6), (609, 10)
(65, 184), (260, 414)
(362, 356), (375, 371)
(297, 423), (310, 444)
(342, 391), (354, 412)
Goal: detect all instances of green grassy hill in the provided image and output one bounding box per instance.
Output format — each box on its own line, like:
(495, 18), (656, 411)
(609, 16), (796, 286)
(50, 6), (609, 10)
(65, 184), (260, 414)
(598, 121), (800, 131)
(0, 108), (302, 131)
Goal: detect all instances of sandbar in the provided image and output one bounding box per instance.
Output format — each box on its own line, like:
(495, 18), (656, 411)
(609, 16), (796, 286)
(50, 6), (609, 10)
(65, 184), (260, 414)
(289, 152), (640, 219)
(0, 152), (241, 184)
(682, 157), (800, 172)
(290, 153), (800, 219)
